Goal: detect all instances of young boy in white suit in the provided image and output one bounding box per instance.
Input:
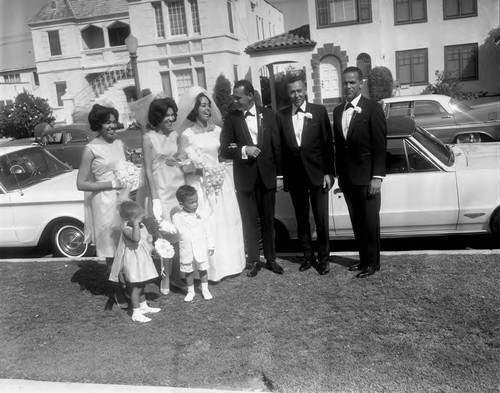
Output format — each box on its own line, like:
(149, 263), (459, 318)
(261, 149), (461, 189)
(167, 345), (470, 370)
(172, 185), (215, 302)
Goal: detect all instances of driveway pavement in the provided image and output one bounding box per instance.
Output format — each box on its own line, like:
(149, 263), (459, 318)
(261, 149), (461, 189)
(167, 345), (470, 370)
(0, 379), (245, 393)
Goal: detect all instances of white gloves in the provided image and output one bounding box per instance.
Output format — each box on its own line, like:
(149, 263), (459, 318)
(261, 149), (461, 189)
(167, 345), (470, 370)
(152, 199), (163, 220)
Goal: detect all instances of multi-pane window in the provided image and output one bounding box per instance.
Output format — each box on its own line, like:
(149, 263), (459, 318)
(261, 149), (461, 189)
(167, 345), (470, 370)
(3, 74), (21, 83)
(55, 81), (67, 106)
(396, 48), (428, 85)
(190, 0), (200, 33)
(48, 30), (62, 56)
(443, 0), (477, 19)
(394, 0), (426, 24)
(227, 0), (234, 33)
(316, 0), (372, 27)
(168, 1), (187, 35)
(153, 2), (165, 38)
(356, 53), (371, 78)
(175, 69), (193, 96)
(444, 43), (478, 80)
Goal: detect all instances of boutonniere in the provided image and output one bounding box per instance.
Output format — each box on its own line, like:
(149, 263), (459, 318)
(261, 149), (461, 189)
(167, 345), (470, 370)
(353, 107), (362, 114)
(257, 113), (263, 128)
(304, 112), (313, 119)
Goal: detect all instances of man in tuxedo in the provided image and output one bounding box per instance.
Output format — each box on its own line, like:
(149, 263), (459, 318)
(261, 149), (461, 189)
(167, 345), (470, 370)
(276, 74), (335, 275)
(333, 66), (387, 278)
(220, 80), (283, 277)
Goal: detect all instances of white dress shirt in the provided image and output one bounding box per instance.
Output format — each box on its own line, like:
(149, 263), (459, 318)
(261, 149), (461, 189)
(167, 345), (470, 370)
(241, 104), (258, 159)
(292, 101), (307, 145)
(341, 94), (362, 140)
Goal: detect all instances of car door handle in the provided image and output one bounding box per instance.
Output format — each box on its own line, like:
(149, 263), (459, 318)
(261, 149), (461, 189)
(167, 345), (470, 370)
(57, 147), (65, 151)
(441, 115), (452, 119)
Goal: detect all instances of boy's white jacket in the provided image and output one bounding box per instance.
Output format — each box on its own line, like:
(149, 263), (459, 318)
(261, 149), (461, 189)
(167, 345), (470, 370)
(172, 210), (215, 263)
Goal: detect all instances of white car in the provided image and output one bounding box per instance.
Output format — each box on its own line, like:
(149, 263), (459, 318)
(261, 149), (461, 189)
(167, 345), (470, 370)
(381, 94), (500, 144)
(0, 145), (92, 257)
(275, 117), (500, 245)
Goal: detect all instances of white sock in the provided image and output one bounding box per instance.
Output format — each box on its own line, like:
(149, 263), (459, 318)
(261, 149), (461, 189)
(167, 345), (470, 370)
(201, 282), (213, 300)
(139, 301), (161, 314)
(184, 285), (195, 302)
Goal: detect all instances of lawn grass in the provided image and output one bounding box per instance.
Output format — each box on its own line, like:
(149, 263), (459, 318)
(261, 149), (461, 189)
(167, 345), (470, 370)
(0, 254), (499, 393)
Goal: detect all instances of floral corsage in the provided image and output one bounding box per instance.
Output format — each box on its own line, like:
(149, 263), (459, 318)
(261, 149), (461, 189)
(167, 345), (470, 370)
(154, 238), (175, 259)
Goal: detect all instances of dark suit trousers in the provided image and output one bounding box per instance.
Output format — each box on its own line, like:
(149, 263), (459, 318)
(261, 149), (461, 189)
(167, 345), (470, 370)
(236, 174), (276, 264)
(342, 183), (381, 268)
(288, 182), (330, 262)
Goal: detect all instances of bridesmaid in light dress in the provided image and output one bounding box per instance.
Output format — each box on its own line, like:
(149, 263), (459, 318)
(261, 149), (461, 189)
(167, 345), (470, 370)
(77, 103), (129, 309)
(141, 97), (186, 294)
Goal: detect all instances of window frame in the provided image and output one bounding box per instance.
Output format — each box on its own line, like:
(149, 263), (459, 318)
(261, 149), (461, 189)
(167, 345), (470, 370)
(316, 0), (372, 28)
(394, 0), (427, 25)
(167, 0), (188, 36)
(444, 42), (478, 81)
(48, 30), (62, 56)
(55, 81), (67, 107)
(152, 1), (166, 38)
(443, 0), (477, 20)
(190, 0), (201, 34)
(395, 48), (429, 86)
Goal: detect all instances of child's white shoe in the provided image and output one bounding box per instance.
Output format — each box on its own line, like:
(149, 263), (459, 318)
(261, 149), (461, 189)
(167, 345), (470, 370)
(201, 288), (213, 300)
(132, 310), (151, 323)
(139, 301), (161, 314)
(160, 288), (170, 295)
(184, 291), (195, 302)
(201, 283), (213, 300)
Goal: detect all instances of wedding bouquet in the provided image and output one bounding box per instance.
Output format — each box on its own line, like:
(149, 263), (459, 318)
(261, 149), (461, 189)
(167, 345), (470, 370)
(203, 164), (225, 196)
(159, 220), (178, 235)
(154, 238), (175, 259)
(179, 146), (205, 174)
(114, 160), (140, 190)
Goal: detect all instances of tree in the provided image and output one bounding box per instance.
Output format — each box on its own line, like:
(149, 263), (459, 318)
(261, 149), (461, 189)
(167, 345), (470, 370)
(212, 74), (234, 121)
(483, 26), (500, 57)
(0, 91), (54, 139)
(368, 66), (394, 102)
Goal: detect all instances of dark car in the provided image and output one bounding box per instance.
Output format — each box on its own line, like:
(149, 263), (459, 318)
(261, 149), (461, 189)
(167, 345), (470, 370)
(40, 124), (143, 168)
(382, 94), (500, 144)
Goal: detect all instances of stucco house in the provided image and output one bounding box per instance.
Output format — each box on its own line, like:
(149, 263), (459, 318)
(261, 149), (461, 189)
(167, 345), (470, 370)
(245, 0), (499, 113)
(28, 0), (284, 124)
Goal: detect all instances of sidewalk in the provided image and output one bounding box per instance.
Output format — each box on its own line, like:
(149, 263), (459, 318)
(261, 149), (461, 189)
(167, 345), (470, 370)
(0, 379), (246, 393)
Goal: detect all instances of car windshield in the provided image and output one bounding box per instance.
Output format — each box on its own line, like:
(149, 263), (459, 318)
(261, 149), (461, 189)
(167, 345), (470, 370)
(449, 98), (472, 113)
(0, 147), (71, 192)
(413, 127), (454, 167)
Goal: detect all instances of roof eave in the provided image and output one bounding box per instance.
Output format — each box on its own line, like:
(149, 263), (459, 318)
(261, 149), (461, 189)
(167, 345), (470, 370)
(245, 42), (316, 55)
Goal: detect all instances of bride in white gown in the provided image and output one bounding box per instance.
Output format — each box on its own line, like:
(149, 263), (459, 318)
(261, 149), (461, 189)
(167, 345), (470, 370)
(175, 86), (246, 282)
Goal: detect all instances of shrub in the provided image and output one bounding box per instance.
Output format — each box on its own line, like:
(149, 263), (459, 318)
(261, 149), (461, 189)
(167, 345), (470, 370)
(422, 70), (463, 98)
(0, 91), (54, 139)
(212, 74), (234, 121)
(368, 66), (394, 102)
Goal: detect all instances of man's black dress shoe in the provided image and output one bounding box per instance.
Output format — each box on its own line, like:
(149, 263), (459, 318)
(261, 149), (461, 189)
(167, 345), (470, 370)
(348, 264), (363, 271)
(356, 265), (380, 278)
(247, 262), (261, 277)
(266, 260), (284, 274)
(316, 260), (330, 275)
(299, 260), (312, 272)
(245, 262), (253, 270)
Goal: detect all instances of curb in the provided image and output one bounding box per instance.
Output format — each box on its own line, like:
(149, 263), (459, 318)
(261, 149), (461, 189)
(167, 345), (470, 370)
(0, 379), (245, 393)
(1, 249), (500, 264)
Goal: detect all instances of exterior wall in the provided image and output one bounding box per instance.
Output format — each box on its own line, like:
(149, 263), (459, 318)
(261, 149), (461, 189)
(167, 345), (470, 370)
(128, 0), (284, 101)
(0, 70), (39, 106)
(308, 0), (499, 98)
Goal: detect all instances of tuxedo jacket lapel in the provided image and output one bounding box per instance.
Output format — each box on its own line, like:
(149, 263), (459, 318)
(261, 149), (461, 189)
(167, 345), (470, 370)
(346, 96), (364, 141)
(238, 113), (254, 145)
(286, 107), (299, 149)
(256, 107), (263, 149)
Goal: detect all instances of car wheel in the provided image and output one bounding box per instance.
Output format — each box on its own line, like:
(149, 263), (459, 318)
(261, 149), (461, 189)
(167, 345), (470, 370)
(490, 209), (500, 242)
(455, 133), (482, 143)
(52, 222), (91, 258)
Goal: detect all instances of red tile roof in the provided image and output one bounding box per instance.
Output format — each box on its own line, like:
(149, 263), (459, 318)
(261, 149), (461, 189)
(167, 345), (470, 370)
(245, 25), (316, 54)
(29, 0), (128, 25)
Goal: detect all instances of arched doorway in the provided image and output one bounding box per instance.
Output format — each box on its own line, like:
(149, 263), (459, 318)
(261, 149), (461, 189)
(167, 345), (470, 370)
(356, 53), (372, 79)
(320, 55), (341, 102)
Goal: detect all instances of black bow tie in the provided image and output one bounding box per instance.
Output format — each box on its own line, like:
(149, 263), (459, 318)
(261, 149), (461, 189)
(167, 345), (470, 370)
(344, 103), (355, 111)
(295, 107), (304, 115)
(244, 111), (254, 118)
